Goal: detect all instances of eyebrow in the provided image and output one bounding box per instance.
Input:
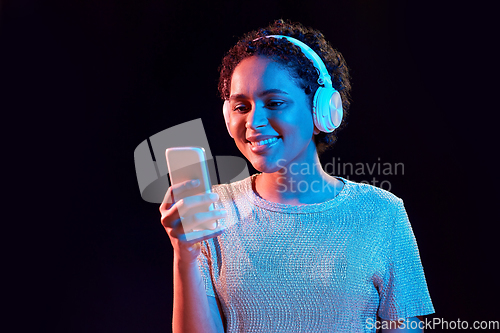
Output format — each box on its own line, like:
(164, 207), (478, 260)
(229, 89), (289, 100)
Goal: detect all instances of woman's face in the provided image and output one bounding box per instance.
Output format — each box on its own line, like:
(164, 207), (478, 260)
(227, 55), (319, 173)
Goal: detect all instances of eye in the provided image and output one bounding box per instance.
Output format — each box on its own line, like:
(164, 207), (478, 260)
(267, 100), (285, 109)
(232, 104), (250, 113)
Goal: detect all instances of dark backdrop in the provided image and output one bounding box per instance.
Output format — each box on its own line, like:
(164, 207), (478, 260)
(3, 0), (497, 332)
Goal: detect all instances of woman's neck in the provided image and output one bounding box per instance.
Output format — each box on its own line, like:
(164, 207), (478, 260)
(253, 156), (344, 205)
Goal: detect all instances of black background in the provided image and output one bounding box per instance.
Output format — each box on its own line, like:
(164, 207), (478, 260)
(3, 0), (498, 332)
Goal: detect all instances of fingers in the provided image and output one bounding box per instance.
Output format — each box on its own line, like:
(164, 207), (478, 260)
(175, 228), (225, 245)
(176, 192), (219, 217)
(180, 209), (227, 232)
(159, 181), (227, 263)
(159, 179), (200, 213)
(189, 228), (225, 243)
(167, 208), (226, 237)
(161, 192), (223, 230)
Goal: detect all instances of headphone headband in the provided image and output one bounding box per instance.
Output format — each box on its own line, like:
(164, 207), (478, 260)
(257, 35), (333, 87)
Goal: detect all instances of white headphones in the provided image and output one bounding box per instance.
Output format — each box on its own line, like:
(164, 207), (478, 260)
(223, 35), (343, 138)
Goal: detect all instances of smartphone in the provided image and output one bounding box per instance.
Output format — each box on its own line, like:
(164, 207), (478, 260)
(166, 147), (224, 239)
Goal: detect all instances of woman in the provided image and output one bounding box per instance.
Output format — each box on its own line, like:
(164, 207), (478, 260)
(160, 20), (434, 333)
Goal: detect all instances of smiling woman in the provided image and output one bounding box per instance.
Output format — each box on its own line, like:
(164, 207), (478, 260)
(219, 22), (352, 155)
(160, 19), (434, 333)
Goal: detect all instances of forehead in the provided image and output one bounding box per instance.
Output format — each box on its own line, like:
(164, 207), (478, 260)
(230, 56), (300, 95)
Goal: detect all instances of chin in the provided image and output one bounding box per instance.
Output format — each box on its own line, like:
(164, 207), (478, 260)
(238, 144), (284, 173)
(248, 157), (283, 174)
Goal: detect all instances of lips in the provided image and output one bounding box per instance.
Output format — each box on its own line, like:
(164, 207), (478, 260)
(247, 136), (281, 153)
(249, 137), (279, 147)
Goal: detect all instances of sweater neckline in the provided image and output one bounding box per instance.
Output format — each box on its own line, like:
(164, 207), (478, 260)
(241, 173), (352, 213)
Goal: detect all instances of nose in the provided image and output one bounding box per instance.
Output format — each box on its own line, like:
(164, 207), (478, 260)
(245, 104), (268, 130)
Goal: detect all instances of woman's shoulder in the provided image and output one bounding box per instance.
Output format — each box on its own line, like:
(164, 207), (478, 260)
(211, 176), (252, 200)
(339, 177), (404, 209)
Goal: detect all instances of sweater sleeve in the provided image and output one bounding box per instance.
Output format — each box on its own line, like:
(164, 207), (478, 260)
(377, 199), (435, 320)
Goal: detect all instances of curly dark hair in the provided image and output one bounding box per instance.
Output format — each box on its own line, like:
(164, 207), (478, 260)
(218, 19), (352, 154)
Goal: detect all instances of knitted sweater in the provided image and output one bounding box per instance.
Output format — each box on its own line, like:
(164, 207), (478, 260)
(197, 174), (434, 332)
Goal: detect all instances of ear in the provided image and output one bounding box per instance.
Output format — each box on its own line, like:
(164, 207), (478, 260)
(223, 100), (233, 138)
(313, 125), (321, 135)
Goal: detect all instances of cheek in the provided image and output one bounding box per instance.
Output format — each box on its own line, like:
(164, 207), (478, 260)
(274, 110), (314, 138)
(229, 115), (245, 135)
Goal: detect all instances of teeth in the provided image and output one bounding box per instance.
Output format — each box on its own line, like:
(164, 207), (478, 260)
(252, 137), (278, 146)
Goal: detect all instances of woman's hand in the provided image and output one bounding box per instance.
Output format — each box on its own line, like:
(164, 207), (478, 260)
(159, 179), (227, 264)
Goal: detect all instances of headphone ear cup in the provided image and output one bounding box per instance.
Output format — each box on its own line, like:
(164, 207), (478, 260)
(313, 87), (343, 133)
(328, 90), (343, 129)
(223, 100), (233, 138)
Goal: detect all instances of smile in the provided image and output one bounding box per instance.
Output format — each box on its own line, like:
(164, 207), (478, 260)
(250, 137), (279, 147)
(248, 136), (281, 153)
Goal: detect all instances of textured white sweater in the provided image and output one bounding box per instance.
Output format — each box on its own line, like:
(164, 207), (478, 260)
(197, 174), (434, 332)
